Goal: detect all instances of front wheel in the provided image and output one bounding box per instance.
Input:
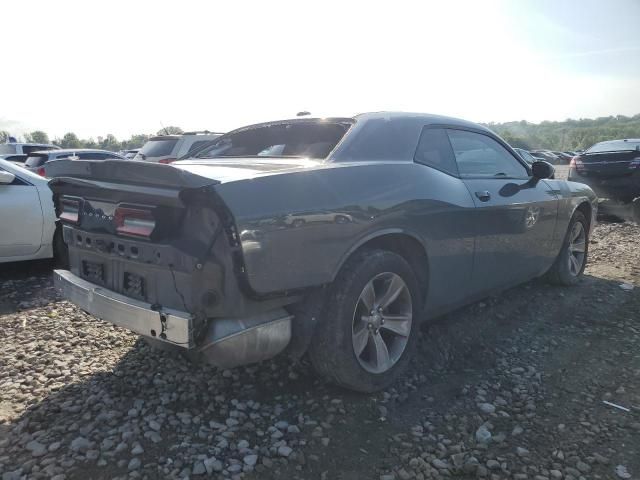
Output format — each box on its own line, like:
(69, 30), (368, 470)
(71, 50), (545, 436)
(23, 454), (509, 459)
(309, 249), (422, 392)
(546, 211), (589, 285)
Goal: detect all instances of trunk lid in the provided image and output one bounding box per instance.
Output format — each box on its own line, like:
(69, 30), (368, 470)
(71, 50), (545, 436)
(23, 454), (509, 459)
(576, 150), (640, 178)
(45, 157), (323, 188)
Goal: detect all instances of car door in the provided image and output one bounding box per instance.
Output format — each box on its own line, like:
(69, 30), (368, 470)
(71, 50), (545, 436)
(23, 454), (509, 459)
(0, 166), (44, 257)
(412, 126), (477, 312)
(446, 128), (559, 293)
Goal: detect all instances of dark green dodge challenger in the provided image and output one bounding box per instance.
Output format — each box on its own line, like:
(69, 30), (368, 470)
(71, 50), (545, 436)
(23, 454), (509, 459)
(46, 112), (597, 392)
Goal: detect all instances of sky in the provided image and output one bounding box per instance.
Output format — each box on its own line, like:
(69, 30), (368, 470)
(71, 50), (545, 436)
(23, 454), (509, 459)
(1, 0), (639, 139)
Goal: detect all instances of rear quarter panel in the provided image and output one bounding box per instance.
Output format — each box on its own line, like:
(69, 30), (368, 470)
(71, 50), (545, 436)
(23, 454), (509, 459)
(215, 162), (478, 312)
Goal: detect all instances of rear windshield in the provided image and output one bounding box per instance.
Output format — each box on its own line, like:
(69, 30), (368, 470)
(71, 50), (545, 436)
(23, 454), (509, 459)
(0, 144), (17, 154)
(139, 139), (179, 157)
(23, 145), (58, 155)
(586, 140), (640, 153)
(24, 154), (49, 168)
(194, 122), (350, 159)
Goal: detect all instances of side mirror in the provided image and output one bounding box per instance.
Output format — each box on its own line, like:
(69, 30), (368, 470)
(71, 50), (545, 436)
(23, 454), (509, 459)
(531, 160), (555, 180)
(0, 171), (16, 185)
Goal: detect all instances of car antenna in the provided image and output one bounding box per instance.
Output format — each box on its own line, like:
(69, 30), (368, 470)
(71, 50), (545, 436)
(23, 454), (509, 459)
(296, 111), (311, 117)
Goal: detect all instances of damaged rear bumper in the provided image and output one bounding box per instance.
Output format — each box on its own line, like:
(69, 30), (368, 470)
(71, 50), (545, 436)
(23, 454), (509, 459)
(53, 269), (293, 368)
(54, 269), (194, 346)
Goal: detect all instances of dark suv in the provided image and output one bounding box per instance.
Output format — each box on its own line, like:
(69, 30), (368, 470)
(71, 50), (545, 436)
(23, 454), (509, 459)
(24, 149), (125, 176)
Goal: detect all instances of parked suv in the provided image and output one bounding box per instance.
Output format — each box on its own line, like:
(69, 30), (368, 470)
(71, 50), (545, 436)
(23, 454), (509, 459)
(24, 149), (125, 176)
(0, 142), (60, 156)
(134, 131), (223, 163)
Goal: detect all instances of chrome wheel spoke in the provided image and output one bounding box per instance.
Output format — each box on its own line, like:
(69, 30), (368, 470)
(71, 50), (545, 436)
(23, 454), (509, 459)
(372, 333), (391, 371)
(380, 314), (411, 336)
(571, 241), (586, 253)
(360, 281), (376, 311)
(352, 326), (370, 356)
(378, 275), (405, 309)
(567, 221), (586, 276)
(571, 223), (582, 241)
(569, 253), (580, 274)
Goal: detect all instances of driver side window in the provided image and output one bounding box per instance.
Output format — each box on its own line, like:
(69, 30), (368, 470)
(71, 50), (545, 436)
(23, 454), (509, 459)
(447, 129), (528, 178)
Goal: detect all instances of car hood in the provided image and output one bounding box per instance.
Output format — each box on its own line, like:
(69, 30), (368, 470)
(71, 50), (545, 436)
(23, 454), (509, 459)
(172, 157), (326, 183)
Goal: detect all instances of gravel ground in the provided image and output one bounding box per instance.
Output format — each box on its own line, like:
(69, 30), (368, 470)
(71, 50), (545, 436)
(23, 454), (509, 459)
(1, 220), (639, 480)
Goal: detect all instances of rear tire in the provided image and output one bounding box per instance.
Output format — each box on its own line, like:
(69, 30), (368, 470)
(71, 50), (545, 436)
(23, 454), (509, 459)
(546, 211), (589, 286)
(309, 249), (422, 393)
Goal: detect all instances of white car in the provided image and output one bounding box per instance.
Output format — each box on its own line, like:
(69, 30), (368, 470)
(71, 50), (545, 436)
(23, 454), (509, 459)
(0, 159), (66, 264)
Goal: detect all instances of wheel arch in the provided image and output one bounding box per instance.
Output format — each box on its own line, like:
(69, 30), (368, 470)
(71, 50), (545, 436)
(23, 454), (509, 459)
(331, 229), (429, 306)
(574, 200), (593, 231)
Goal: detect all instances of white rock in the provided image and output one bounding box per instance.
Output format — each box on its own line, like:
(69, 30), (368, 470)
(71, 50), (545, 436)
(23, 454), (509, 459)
(278, 445), (293, 457)
(615, 465), (632, 479)
(244, 454), (258, 466)
(475, 425), (492, 444)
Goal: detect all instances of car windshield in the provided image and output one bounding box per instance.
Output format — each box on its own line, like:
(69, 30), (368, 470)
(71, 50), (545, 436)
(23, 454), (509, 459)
(139, 139), (179, 157)
(586, 140), (640, 153)
(0, 144), (17, 154)
(194, 121), (351, 159)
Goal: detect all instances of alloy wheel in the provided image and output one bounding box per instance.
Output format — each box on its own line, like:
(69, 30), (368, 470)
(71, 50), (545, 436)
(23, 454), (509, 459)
(351, 272), (413, 374)
(568, 221), (586, 276)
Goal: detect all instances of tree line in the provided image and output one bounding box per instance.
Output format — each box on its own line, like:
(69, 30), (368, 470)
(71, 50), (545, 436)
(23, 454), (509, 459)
(0, 127), (183, 152)
(485, 114), (640, 151)
(1, 114), (640, 152)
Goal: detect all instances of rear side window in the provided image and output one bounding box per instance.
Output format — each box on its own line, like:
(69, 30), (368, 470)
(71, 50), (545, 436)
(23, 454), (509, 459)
(447, 129), (528, 178)
(140, 139), (179, 157)
(0, 144), (17, 154)
(24, 154), (49, 168)
(414, 127), (458, 176)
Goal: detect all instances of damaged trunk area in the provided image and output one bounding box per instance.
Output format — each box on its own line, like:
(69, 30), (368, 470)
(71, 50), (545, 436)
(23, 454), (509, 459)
(47, 159), (295, 367)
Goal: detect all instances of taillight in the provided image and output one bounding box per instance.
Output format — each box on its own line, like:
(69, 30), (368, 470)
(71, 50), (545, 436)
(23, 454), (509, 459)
(37, 167), (46, 177)
(570, 156), (584, 173)
(158, 158), (176, 164)
(114, 207), (156, 238)
(629, 157), (640, 170)
(59, 198), (81, 224)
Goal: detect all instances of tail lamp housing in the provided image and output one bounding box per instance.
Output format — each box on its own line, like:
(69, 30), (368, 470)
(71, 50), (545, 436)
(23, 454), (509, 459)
(158, 158), (176, 164)
(59, 198), (81, 224)
(569, 156), (584, 173)
(114, 207), (156, 238)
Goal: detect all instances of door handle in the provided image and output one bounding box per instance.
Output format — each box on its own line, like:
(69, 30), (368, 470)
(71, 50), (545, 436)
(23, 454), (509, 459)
(475, 191), (491, 202)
